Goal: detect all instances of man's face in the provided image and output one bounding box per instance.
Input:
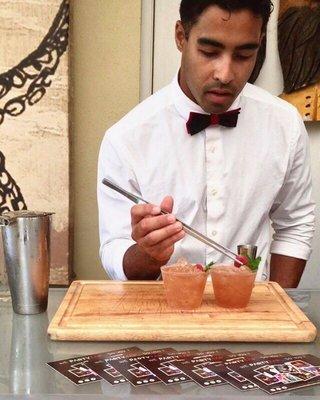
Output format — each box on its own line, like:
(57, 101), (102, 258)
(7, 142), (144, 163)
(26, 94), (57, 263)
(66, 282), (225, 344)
(176, 6), (263, 113)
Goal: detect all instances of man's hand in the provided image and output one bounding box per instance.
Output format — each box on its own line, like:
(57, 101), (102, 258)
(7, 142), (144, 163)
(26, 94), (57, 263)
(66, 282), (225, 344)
(131, 196), (185, 262)
(123, 196), (185, 280)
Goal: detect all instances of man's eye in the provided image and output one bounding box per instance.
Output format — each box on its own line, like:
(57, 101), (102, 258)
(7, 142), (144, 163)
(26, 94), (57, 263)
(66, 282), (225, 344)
(200, 50), (218, 58)
(235, 54), (254, 61)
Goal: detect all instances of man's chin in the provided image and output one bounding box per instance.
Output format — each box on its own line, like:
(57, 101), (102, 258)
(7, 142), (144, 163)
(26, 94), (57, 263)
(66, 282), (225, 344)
(202, 103), (231, 114)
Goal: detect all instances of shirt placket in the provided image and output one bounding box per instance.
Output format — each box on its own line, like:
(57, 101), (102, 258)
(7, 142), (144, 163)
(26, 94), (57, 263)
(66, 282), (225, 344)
(205, 127), (225, 264)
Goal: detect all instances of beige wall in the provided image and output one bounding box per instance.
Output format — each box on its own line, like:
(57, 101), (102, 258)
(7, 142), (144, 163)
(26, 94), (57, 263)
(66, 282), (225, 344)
(71, 0), (141, 280)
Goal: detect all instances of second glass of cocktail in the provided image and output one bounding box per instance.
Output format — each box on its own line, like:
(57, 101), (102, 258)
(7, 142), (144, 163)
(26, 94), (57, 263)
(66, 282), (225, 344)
(211, 264), (256, 308)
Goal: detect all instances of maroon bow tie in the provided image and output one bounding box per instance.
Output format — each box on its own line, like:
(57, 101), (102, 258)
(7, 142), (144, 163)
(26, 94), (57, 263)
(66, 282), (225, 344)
(186, 108), (241, 135)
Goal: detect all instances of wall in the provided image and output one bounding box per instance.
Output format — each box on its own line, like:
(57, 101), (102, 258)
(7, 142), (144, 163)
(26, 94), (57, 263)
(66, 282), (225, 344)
(71, 0), (141, 280)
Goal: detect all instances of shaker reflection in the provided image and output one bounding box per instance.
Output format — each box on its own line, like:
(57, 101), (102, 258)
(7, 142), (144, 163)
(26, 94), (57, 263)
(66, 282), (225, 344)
(10, 311), (53, 394)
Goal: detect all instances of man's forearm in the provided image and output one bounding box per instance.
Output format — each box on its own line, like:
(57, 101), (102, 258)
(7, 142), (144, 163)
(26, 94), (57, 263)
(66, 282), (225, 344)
(123, 244), (168, 280)
(269, 254), (306, 288)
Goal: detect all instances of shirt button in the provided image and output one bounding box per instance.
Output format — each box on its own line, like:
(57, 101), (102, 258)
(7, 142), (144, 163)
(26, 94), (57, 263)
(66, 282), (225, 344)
(212, 231), (217, 236)
(211, 189), (218, 196)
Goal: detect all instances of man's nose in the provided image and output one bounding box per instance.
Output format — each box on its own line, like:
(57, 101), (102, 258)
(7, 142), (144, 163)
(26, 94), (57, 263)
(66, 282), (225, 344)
(213, 56), (235, 85)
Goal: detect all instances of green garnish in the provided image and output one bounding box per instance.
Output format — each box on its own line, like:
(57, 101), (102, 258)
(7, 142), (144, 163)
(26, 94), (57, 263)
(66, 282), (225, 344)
(204, 257), (261, 272)
(205, 261), (215, 272)
(247, 255), (261, 272)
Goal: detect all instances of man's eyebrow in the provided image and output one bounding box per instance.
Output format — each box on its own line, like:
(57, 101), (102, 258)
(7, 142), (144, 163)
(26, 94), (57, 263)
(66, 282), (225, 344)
(197, 37), (260, 50)
(197, 38), (224, 48)
(236, 43), (260, 50)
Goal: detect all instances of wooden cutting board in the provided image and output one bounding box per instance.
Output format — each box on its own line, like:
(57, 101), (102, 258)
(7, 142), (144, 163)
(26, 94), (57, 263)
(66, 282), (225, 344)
(48, 280), (317, 342)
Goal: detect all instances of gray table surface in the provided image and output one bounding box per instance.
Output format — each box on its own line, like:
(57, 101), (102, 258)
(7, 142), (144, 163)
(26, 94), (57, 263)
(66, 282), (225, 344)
(0, 286), (319, 399)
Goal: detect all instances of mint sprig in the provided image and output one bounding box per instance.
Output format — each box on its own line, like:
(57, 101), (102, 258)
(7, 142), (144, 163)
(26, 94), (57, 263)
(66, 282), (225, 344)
(204, 257), (261, 272)
(247, 255), (261, 272)
(205, 261), (215, 272)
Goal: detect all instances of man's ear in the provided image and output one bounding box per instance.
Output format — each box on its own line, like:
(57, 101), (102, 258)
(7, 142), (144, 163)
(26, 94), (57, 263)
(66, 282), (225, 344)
(175, 21), (187, 52)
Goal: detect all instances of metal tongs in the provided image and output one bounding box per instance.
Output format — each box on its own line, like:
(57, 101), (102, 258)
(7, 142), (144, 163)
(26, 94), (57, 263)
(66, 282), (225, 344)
(102, 178), (243, 265)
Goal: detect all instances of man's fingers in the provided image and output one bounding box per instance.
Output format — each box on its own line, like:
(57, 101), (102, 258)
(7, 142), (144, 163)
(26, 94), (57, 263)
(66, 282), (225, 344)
(131, 203), (161, 225)
(131, 196), (174, 226)
(151, 230), (185, 253)
(132, 213), (177, 240)
(136, 221), (183, 247)
(161, 195), (174, 213)
(147, 230), (185, 261)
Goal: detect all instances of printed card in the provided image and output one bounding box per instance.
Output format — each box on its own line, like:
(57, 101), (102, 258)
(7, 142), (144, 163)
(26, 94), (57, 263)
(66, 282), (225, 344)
(138, 350), (199, 385)
(86, 347), (144, 385)
(170, 348), (233, 388)
(210, 352), (289, 392)
(229, 354), (320, 394)
(47, 347), (142, 385)
(107, 348), (176, 387)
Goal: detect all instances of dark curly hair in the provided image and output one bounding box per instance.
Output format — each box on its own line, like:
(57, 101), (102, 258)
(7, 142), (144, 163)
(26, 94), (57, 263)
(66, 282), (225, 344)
(180, 0), (273, 35)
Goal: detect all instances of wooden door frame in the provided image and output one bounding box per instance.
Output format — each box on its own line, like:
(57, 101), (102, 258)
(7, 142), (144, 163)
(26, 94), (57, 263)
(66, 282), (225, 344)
(140, 0), (155, 101)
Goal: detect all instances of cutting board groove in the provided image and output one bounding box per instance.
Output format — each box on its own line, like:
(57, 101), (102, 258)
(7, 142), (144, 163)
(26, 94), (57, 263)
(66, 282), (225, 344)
(48, 281), (317, 342)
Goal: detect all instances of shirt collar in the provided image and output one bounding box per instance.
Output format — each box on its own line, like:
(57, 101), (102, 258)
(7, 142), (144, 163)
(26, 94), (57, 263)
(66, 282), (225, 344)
(171, 71), (242, 121)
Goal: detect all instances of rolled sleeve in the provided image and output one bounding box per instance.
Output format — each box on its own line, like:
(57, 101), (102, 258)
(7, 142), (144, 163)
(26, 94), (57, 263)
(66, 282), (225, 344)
(100, 239), (135, 281)
(270, 240), (312, 261)
(269, 112), (315, 261)
(97, 134), (137, 280)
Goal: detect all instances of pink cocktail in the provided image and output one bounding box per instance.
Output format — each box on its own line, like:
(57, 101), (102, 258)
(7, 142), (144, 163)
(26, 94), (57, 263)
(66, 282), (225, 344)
(211, 264), (256, 308)
(161, 263), (208, 310)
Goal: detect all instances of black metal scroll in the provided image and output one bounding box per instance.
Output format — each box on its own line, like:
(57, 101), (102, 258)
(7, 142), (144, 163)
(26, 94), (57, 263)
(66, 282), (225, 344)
(0, 0), (69, 125)
(0, 0), (69, 212)
(0, 151), (27, 213)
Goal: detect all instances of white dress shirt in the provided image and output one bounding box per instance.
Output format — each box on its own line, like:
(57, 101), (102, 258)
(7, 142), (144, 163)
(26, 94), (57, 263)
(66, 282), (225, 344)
(97, 75), (315, 281)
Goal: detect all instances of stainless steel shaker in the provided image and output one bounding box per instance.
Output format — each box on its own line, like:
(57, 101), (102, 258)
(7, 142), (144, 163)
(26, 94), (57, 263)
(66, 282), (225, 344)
(237, 244), (258, 259)
(0, 211), (53, 314)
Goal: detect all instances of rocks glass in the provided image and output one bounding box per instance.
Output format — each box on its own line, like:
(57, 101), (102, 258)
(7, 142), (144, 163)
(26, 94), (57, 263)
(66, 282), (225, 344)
(211, 264), (256, 308)
(161, 264), (208, 310)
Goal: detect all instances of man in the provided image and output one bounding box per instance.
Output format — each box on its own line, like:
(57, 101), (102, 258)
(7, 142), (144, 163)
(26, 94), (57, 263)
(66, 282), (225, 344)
(98, 0), (315, 287)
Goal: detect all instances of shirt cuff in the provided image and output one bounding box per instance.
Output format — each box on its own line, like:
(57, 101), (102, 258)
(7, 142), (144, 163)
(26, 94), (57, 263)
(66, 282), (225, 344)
(270, 240), (312, 260)
(100, 239), (136, 281)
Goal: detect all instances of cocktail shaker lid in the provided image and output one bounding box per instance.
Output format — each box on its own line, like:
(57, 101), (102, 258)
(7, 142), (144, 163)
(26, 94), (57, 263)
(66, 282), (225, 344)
(0, 210), (54, 225)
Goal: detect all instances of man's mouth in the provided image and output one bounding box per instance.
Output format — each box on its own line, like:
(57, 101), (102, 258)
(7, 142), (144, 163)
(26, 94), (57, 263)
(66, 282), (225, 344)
(204, 89), (234, 105)
(206, 89), (233, 96)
